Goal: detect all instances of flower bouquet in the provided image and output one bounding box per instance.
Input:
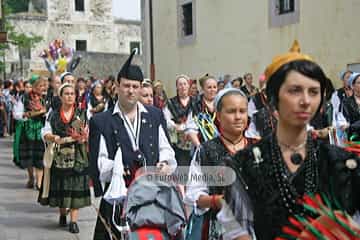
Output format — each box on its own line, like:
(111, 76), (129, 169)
(26, 95), (46, 118)
(67, 117), (88, 143)
(29, 99), (43, 111)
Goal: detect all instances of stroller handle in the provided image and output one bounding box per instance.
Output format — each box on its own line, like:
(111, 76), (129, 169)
(112, 200), (130, 233)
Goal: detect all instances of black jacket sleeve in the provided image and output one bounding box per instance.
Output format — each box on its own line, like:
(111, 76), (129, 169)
(89, 117), (104, 197)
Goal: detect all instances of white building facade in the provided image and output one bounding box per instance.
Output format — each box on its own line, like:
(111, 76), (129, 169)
(142, 0), (360, 96)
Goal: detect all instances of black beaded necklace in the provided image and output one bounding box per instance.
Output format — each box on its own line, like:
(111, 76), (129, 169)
(271, 134), (319, 215)
(278, 140), (306, 165)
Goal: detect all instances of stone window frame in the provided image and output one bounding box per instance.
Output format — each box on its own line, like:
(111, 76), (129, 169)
(269, 0), (299, 28)
(74, 0), (85, 12)
(177, 0), (196, 46)
(279, 0), (295, 14)
(71, 0), (89, 17)
(75, 40), (87, 51)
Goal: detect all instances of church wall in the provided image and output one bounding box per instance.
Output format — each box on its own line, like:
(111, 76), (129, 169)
(6, 0), (141, 79)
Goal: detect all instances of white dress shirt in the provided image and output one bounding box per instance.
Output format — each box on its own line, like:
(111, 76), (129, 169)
(244, 98), (261, 138)
(185, 111), (199, 135)
(185, 148), (251, 239)
(98, 102), (177, 199)
(331, 91), (349, 128)
(163, 106), (177, 130)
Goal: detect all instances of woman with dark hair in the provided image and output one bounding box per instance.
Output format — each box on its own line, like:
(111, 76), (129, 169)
(185, 88), (256, 240)
(309, 77), (336, 139)
(331, 70), (353, 127)
(86, 80), (108, 120)
(40, 83), (90, 234)
(103, 75), (116, 109)
(153, 80), (167, 109)
(185, 74), (218, 147)
(231, 77), (243, 89)
(189, 79), (199, 97)
(0, 83), (6, 137)
(3, 80), (14, 136)
(342, 72), (360, 141)
(217, 80), (225, 91)
(225, 41), (360, 239)
(45, 75), (62, 112)
(12, 80), (31, 168)
(11, 80), (24, 99)
(246, 76), (277, 139)
(240, 73), (258, 99)
(76, 77), (87, 110)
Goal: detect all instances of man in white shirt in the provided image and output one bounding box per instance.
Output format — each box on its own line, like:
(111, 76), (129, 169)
(89, 50), (176, 240)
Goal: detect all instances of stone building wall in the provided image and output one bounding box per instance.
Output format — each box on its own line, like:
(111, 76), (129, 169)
(6, 0), (142, 79)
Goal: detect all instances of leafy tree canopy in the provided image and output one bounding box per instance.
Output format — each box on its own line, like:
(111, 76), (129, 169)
(5, 0), (29, 14)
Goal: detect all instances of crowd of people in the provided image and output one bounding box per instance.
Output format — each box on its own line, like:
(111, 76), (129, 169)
(1, 42), (360, 239)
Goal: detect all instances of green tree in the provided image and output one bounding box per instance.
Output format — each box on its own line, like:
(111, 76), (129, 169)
(0, 1), (43, 77)
(5, 0), (29, 14)
(8, 24), (42, 76)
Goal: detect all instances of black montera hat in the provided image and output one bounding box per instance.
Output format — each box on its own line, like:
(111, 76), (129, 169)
(117, 49), (143, 82)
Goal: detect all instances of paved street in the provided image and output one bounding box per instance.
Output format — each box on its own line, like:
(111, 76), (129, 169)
(0, 137), (98, 240)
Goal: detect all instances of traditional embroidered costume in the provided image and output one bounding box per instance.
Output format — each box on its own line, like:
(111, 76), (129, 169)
(163, 95), (195, 165)
(186, 137), (256, 240)
(89, 50), (176, 240)
(247, 90), (277, 138)
(240, 84), (258, 99)
(39, 107), (91, 209)
(19, 91), (46, 169)
(45, 87), (62, 112)
(12, 92), (27, 168)
(226, 134), (360, 239)
(225, 41), (360, 240)
(186, 94), (219, 143)
(342, 95), (360, 140)
(86, 82), (108, 120)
